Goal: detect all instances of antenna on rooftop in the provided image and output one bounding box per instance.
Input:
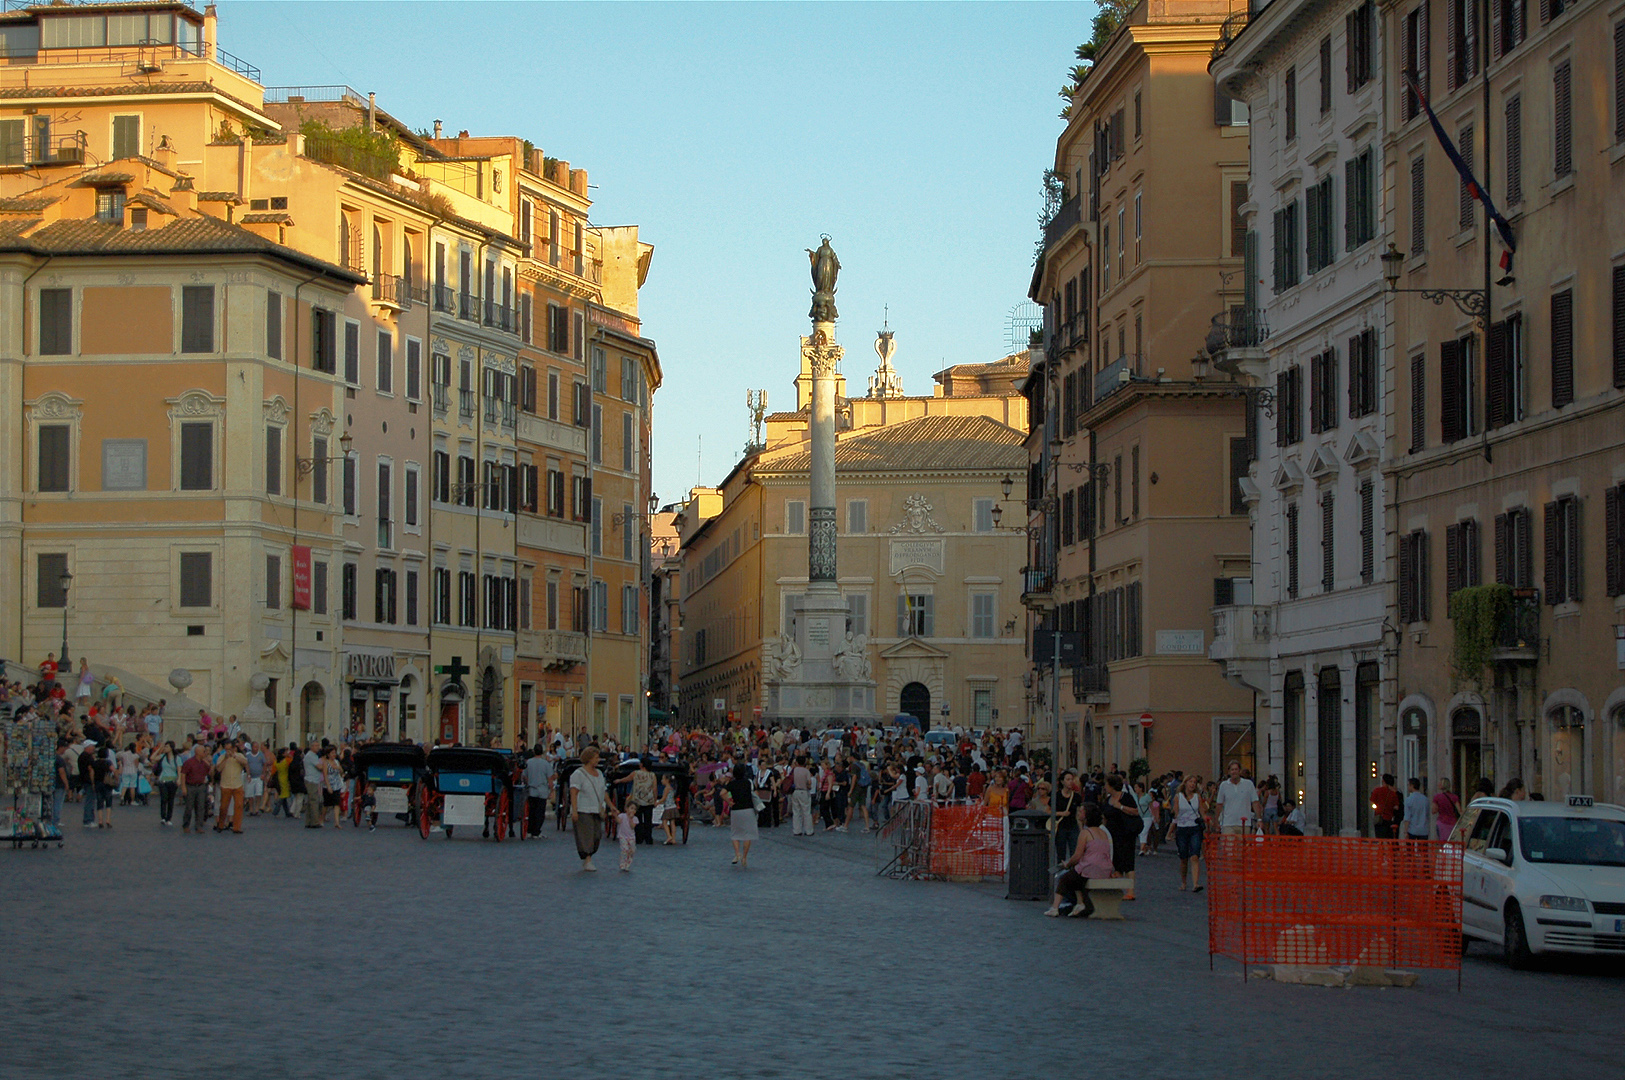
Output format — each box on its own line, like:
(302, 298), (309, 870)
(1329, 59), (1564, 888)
(745, 389), (768, 454)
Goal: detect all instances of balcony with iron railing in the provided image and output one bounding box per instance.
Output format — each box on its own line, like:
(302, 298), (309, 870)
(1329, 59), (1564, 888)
(1491, 589), (1540, 659)
(1071, 663), (1109, 701)
(501, 401), (518, 429)
(432, 284), (456, 315)
(341, 234), (364, 275)
(372, 273), (409, 309)
(483, 396), (500, 425)
(1043, 195), (1083, 253)
(541, 247), (603, 285)
(0, 27), (261, 84)
(376, 518), (392, 550)
(1207, 307), (1269, 351)
(458, 292), (478, 322)
(1021, 566), (1056, 610)
(458, 389), (475, 420)
(483, 299), (516, 334)
(1211, 9), (1253, 62)
(1093, 353), (1144, 403)
(0, 131), (86, 168)
(431, 383), (449, 417)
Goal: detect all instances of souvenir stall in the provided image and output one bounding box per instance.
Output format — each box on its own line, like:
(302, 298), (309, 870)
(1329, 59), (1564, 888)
(2, 708), (62, 849)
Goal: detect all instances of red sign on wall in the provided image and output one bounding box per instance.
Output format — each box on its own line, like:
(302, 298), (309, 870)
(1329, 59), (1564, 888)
(291, 545), (312, 610)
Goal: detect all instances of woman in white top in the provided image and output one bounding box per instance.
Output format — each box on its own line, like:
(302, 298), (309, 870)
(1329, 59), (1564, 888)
(569, 746), (608, 872)
(1171, 774), (1207, 892)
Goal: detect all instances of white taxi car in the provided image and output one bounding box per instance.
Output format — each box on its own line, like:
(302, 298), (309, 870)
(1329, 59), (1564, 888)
(1451, 794), (1625, 967)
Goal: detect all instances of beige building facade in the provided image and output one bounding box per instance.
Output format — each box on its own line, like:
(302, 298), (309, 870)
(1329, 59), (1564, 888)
(1028, 0), (1255, 779)
(1383, 0), (1625, 804)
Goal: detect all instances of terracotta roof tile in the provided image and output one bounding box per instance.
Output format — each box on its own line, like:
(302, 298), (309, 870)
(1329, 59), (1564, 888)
(0, 216), (362, 282)
(759, 414), (1025, 475)
(0, 195), (59, 213)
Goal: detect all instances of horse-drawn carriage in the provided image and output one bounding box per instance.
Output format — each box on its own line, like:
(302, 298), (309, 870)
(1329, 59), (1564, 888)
(418, 746), (514, 841)
(350, 742), (426, 829)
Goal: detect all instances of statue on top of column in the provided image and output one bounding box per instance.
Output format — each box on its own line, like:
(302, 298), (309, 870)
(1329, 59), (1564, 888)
(807, 235), (840, 323)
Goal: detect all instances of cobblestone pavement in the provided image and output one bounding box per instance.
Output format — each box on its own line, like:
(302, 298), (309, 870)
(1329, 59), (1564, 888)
(3, 799), (1622, 1079)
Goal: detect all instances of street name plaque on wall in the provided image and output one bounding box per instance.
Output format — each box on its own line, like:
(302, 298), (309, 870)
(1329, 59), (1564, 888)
(1156, 630), (1205, 655)
(889, 538), (944, 577)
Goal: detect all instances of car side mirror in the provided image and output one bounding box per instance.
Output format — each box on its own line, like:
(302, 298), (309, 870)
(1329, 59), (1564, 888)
(1487, 846), (1511, 865)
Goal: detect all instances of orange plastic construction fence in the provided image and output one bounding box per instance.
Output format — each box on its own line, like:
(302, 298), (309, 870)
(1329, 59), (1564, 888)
(1205, 834), (1463, 971)
(929, 805), (1006, 878)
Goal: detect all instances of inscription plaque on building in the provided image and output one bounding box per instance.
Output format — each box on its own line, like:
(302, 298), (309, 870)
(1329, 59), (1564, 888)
(889, 538), (945, 576)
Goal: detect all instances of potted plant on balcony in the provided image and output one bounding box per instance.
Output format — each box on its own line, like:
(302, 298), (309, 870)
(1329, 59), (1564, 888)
(1447, 583), (1513, 684)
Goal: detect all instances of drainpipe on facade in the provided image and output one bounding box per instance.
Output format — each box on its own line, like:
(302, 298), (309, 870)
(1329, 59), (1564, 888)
(288, 270), (322, 746)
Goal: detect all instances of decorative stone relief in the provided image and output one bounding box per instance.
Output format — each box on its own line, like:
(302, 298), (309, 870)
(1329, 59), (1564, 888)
(309, 407), (335, 438)
(166, 389), (225, 420)
(809, 506), (837, 582)
(890, 494), (945, 535)
(28, 391), (83, 421)
(263, 395), (290, 426)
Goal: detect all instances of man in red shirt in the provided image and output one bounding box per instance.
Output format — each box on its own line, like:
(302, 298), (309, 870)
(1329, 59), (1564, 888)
(179, 746), (213, 834)
(1370, 774), (1402, 839)
(967, 766), (987, 800)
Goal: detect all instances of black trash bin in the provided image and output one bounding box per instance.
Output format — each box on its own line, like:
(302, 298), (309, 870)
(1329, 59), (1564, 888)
(1006, 806), (1052, 900)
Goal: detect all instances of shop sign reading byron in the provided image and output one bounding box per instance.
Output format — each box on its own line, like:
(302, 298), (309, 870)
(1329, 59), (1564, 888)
(346, 651), (397, 681)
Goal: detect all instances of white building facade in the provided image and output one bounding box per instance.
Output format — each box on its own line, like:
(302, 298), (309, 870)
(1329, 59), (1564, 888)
(1211, 0), (1393, 835)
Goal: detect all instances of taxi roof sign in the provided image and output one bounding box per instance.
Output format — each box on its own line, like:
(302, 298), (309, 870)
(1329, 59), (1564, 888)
(1567, 794), (1595, 808)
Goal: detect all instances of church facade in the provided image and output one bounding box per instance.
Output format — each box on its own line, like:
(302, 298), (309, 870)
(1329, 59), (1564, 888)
(674, 336), (1030, 731)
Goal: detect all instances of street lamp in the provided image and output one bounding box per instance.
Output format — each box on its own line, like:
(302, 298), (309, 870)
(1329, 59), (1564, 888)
(1380, 243), (1489, 326)
(294, 431), (353, 476)
(58, 569), (72, 668)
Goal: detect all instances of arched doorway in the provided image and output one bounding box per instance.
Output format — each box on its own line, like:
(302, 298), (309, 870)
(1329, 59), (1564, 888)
(1548, 705), (1586, 797)
(1451, 707), (1483, 797)
(1400, 706), (1429, 790)
(300, 681), (325, 744)
(477, 666), (500, 747)
(900, 682), (930, 731)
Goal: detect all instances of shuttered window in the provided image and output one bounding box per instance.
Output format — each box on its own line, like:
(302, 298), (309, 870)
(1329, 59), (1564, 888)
(1544, 496), (1581, 604)
(1285, 501), (1300, 599)
(1616, 19), (1625, 144)
(310, 309), (335, 373)
(1321, 490), (1336, 593)
(1285, 67), (1297, 140)
(179, 422), (212, 490)
(1344, 149), (1375, 250)
(1360, 479), (1375, 583)
(266, 554), (281, 610)
(1409, 352), (1427, 452)
(1550, 288), (1574, 408)
(1504, 95), (1522, 205)
(37, 553), (68, 609)
(1229, 436), (1250, 515)
(1445, 518), (1481, 597)
(406, 339), (421, 401)
(1347, 4), (1374, 92)
(343, 322), (359, 385)
(1495, 507), (1534, 588)
(37, 424), (69, 492)
(1440, 338), (1466, 444)
(1319, 36), (1333, 113)
(1614, 265), (1625, 389)
(266, 290), (282, 359)
(1606, 485), (1625, 598)
(1276, 364), (1303, 446)
(112, 114), (140, 159)
(1306, 176), (1336, 274)
(1398, 530), (1430, 623)
(1348, 328), (1377, 418)
(342, 563), (358, 621)
(39, 288), (72, 355)
(179, 552), (211, 608)
(1404, 3), (1430, 123)
(1457, 125), (1475, 231)
(180, 286), (213, 353)
(1272, 201), (1300, 291)
(1553, 60), (1573, 178)
(265, 426), (281, 496)
(1410, 157), (1426, 256)
(1310, 349), (1339, 433)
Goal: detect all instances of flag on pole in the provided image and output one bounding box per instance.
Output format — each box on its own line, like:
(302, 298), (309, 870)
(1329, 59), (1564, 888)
(1405, 73), (1516, 256)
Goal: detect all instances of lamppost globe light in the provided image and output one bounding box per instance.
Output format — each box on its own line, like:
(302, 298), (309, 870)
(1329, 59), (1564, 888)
(58, 569), (72, 667)
(338, 431), (354, 454)
(1000, 475), (1013, 500)
(990, 503), (1002, 526)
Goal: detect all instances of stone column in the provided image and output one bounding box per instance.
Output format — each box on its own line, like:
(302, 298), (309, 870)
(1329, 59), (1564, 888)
(805, 322), (841, 593)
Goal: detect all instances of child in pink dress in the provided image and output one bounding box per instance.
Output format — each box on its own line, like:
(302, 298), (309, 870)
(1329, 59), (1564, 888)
(616, 800), (638, 872)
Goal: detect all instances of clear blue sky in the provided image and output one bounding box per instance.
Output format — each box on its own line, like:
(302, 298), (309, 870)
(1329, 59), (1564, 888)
(227, 1), (1089, 503)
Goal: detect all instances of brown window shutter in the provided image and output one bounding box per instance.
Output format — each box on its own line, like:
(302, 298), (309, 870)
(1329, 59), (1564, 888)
(1420, 0), (1431, 100)
(1417, 530), (1431, 621)
(1539, 0), (1551, 25)
(1446, 0), (1458, 91)
(1410, 157), (1426, 256)
(1612, 265), (1625, 389)
(1399, 533), (1416, 622)
(1564, 498), (1581, 602)
(1504, 95), (1522, 204)
(1439, 338), (1463, 443)
(1616, 18), (1625, 143)
(1445, 522), (1461, 596)
(1606, 485), (1622, 597)
(1465, 518), (1481, 586)
(1494, 512), (1510, 585)
(1485, 318), (1508, 428)
(1554, 61), (1573, 178)
(1551, 288), (1574, 408)
(1410, 352), (1426, 452)
(1544, 501), (1561, 602)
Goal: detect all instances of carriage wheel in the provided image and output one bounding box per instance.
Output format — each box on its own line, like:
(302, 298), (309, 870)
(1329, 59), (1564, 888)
(681, 810), (690, 845)
(493, 791), (509, 842)
(418, 794), (432, 840)
(352, 790), (364, 828)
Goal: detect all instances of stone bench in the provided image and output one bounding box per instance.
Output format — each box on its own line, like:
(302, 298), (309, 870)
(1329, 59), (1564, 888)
(1062, 875), (1132, 920)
